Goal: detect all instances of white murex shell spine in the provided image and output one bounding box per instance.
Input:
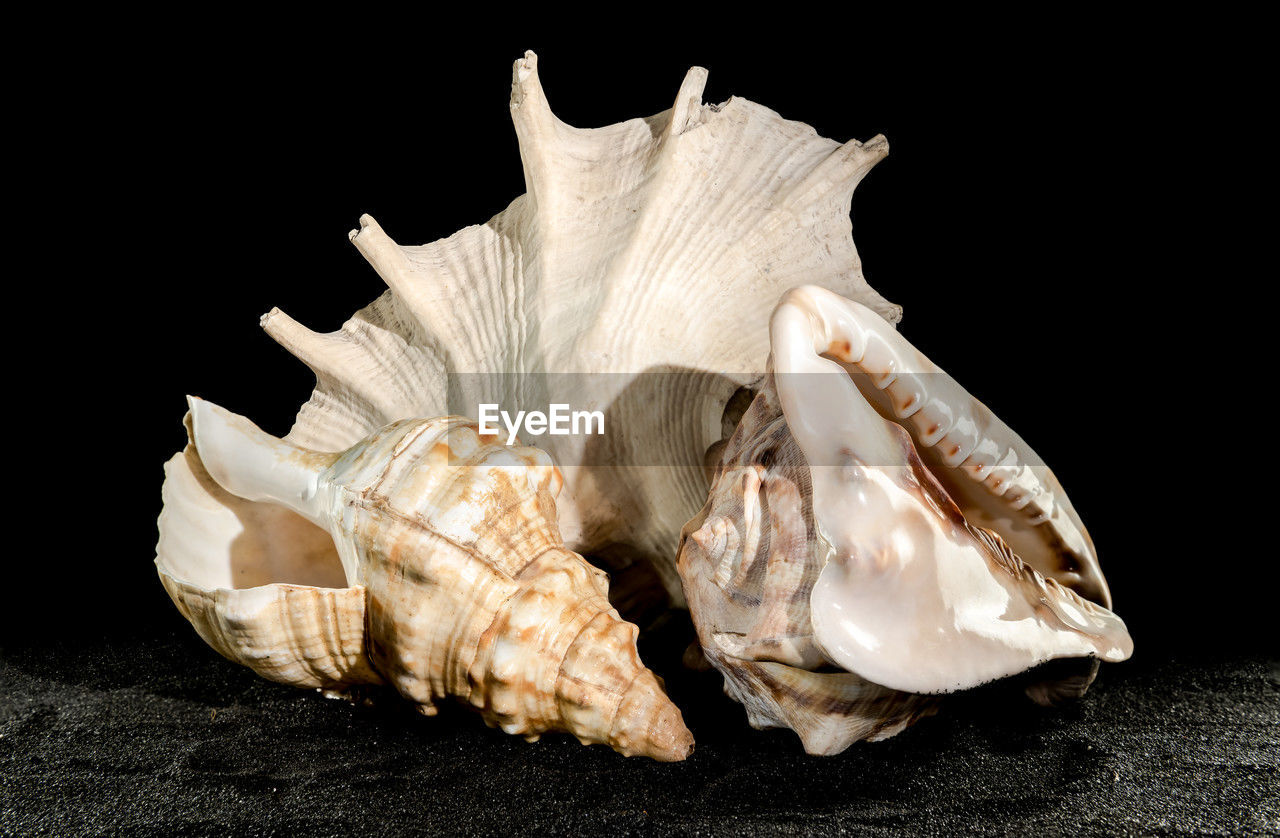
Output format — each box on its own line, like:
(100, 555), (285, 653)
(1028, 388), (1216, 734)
(678, 286), (1132, 754)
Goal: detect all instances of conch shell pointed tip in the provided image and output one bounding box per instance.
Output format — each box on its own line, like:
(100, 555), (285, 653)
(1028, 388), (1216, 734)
(608, 671), (694, 762)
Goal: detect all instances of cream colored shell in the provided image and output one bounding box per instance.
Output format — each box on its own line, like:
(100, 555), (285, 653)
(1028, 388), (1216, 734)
(246, 50), (899, 602)
(158, 399), (693, 761)
(678, 287), (1131, 754)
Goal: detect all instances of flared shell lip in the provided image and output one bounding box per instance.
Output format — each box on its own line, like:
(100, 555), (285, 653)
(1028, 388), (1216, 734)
(153, 563), (358, 597)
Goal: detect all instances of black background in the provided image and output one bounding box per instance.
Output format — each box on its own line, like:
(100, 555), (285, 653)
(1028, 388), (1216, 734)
(5, 16), (1272, 836)
(14, 21), (1256, 654)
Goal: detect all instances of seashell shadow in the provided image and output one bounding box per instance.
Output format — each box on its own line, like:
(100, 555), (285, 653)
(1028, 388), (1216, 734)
(575, 365), (759, 622)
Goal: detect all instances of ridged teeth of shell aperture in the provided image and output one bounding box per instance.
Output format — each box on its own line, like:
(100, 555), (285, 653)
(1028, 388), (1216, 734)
(770, 286), (1132, 695)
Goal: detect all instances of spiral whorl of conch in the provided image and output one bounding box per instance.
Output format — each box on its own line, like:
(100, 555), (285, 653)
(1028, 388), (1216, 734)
(157, 399), (692, 761)
(679, 382), (939, 755)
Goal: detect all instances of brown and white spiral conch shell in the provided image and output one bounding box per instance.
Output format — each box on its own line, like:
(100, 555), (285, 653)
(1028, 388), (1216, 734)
(156, 398), (693, 761)
(677, 286), (1132, 754)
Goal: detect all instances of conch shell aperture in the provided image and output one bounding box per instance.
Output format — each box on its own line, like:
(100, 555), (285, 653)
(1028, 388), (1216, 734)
(157, 398), (693, 761)
(678, 286), (1131, 754)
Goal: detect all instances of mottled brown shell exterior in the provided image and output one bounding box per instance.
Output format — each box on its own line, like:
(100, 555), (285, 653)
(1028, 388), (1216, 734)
(158, 409), (692, 761)
(345, 419), (690, 757)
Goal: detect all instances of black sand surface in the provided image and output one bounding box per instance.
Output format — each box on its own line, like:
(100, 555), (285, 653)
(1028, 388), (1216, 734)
(2, 621), (1275, 836)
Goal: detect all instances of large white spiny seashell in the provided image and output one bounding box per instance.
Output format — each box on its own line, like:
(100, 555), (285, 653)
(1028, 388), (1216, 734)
(157, 398), (694, 761)
(677, 286), (1131, 754)
(246, 50), (899, 601)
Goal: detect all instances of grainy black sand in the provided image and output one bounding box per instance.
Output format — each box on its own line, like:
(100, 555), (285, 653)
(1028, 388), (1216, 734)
(2, 621), (1276, 836)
